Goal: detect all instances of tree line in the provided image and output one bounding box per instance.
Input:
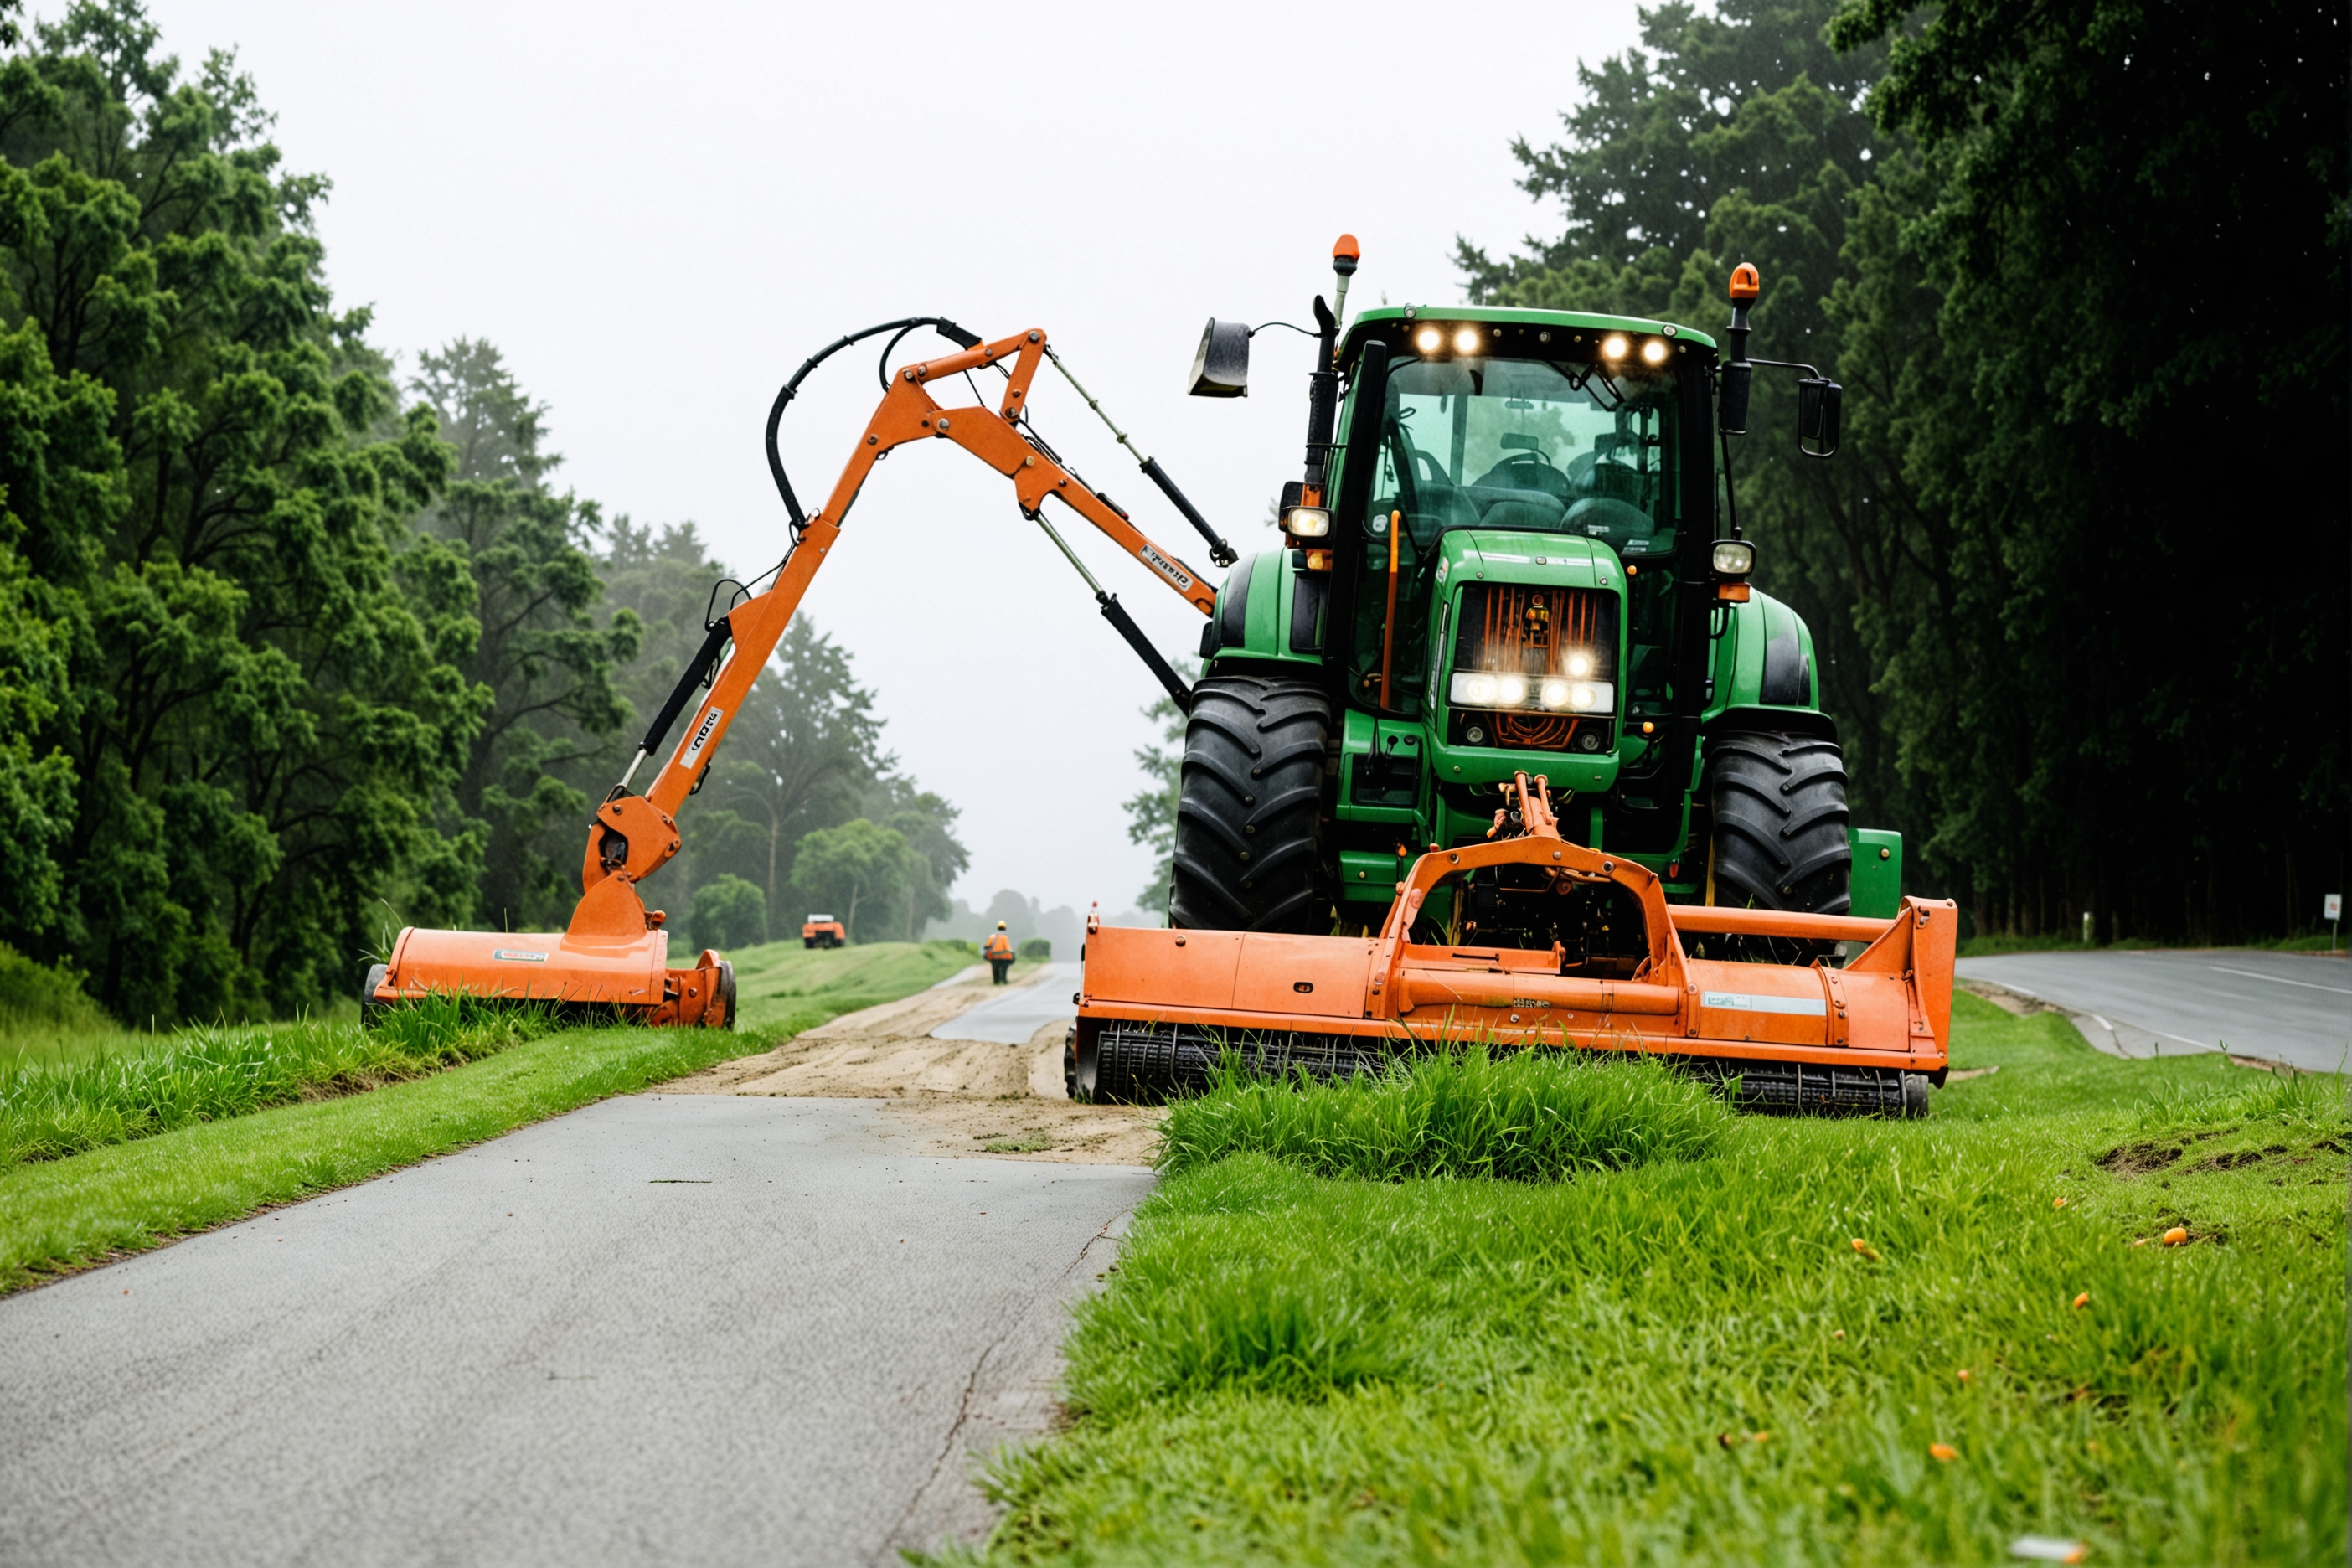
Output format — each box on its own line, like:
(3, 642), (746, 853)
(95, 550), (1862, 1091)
(0, 3), (964, 1024)
(1461, 0), (2346, 943)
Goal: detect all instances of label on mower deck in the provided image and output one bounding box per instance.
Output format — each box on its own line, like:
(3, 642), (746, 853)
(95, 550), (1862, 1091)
(681, 706), (725, 767)
(493, 950), (549, 962)
(1137, 544), (1194, 591)
(1702, 990), (1824, 1017)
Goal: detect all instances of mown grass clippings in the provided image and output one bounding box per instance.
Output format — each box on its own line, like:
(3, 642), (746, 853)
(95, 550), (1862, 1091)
(1155, 1045), (1730, 1184)
(970, 996), (2347, 1566)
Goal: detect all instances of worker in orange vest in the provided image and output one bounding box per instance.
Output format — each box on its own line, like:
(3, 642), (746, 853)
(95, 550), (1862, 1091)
(983, 922), (1015, 984)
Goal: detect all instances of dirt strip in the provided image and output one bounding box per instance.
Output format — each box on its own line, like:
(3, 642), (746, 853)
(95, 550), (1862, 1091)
(662, 977), (1161, 1165)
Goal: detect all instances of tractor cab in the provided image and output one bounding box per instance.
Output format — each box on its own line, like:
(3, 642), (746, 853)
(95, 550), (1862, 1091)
(1315, 307), (1722, 863)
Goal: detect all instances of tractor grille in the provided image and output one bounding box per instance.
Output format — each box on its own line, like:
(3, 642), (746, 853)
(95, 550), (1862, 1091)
(1444, 584), (1617, 754)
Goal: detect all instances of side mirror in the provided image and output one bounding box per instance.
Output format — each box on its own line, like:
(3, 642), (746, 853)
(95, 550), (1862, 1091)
(1797, 377), (1842, 458)
(1717, 361), (1752, 436)
(1188, 318), (1251, 398)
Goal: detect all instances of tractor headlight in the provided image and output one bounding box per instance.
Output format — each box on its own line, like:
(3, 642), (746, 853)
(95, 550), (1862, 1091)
(1453, 327), (1482, 354)
(1711, 539), (1756, 576)
(1415, 326), (1442, 353)
(1641, 337), (1669, 364)
(1452, 671), (1614, 714)
(1563, 649), (1595, 678)
(1283, 506), (1331, 538)
(1601, 334), (1630, 360)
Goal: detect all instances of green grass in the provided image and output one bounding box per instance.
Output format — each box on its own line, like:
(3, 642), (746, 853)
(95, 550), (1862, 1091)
(970, 998), (2346, 1565)
(726, 937), (980, 1032)
(1158, 1050), (1730, 1183)
(0, 941), (123, 1065)
(1956, 933), (2162, 957)
(0, 994), (553, 1164)
(0, 1019), (767, 1292)
(0, 937), (972, 1293)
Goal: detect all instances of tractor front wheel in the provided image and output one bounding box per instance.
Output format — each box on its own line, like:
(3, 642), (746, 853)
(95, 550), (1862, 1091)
(1705, 730), (1852, 961)
(1169, 675), (1333, 932)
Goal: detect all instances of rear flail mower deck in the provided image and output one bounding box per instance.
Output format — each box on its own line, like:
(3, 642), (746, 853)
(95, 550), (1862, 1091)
(1071, 775), (1954, 1115)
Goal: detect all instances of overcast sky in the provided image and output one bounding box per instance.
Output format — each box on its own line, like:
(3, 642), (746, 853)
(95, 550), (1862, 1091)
(117, 0), (1648, 919)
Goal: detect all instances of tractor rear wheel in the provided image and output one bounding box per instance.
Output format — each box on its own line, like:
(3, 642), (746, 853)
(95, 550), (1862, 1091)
(1705, 730), (1851, 962)
(1169, 676), (1333, 932)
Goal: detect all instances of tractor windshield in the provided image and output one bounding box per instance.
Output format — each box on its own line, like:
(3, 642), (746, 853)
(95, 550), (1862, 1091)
(1367, 356), (1683, 557)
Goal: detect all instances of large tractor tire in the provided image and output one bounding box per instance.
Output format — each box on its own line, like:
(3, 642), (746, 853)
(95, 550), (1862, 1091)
(1168, 676), (1333, 932)
(1705, 731), (1852, 962)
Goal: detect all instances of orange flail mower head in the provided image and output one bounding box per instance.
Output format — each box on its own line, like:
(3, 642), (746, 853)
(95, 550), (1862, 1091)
(371, 872), (734, 1029)
(1074, 774), (1955, 1114)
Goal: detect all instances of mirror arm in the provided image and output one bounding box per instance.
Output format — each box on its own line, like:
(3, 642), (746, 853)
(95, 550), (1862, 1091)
(1303, 294), (1341, 485)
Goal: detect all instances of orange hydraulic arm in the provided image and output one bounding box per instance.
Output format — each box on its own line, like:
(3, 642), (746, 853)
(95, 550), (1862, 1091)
(567, 324), (1218, 940)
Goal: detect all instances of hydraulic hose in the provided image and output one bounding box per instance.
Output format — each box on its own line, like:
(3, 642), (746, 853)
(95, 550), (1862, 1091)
(765, 316), (979, 531)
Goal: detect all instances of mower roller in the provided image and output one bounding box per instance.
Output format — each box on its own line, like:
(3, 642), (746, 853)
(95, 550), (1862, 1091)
(368, 239), (1958, 1116)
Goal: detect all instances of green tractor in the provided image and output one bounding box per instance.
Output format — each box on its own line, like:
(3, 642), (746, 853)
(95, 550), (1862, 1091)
(1169, 245), (1897, 950)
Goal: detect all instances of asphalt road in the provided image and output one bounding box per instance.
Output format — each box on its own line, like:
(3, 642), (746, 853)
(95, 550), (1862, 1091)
(931, 962), (1081, 1044)
(0, 1096), (1153, 1568)
(1955, 948), (2351, 1074)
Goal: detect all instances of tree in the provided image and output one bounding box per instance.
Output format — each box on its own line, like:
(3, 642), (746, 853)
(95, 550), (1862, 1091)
(689, 874), (764, 951)
(1825, 0), (2346, 940)
(1122, 662), (1194, 913)
(410, 338), (640, 931)
(1457, 0), (2348, 941)
(704, 619), (885, 918)
(792, 818), (916, 943)
(870, 776), (969, 941)
(0, 4), (479, 1019)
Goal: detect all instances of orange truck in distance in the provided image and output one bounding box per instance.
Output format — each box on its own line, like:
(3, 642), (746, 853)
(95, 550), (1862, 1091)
(802, 915), (845, 950)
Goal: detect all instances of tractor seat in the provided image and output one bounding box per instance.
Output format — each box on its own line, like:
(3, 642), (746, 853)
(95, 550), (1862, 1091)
(1565, 496), (1656, 548)
(1476, 494), (1571, 534)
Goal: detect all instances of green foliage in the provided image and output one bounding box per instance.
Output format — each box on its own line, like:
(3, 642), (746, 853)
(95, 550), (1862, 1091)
(689, 873), (765, 951)
(1018, 936), (1051, 962)
(0, 991), (549, 1164)
(792, 817), (920, 943)
(0, 939), (107, 1032)
(1122, 664), (1193, 912)
(0, 4), (483, 1020)
(0, 936), (969, 1291)
(1158, 1047), (1730, 1184)
(984, 1001), (2348, 1564)
(1460, 0), (2348, 942)
(410, 338), (639, 931)
(0, 1012), (776, 1292)
(0, 8), (972, 1020)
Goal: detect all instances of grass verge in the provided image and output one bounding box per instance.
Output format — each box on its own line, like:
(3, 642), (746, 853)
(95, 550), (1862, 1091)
(727, 937), (979, 1032)
(970, 998), (2347, 1565)
(1157, 1049), (1730, 1183)
(0, 938), (973, 1293)
(2, 995), (551, 1164)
